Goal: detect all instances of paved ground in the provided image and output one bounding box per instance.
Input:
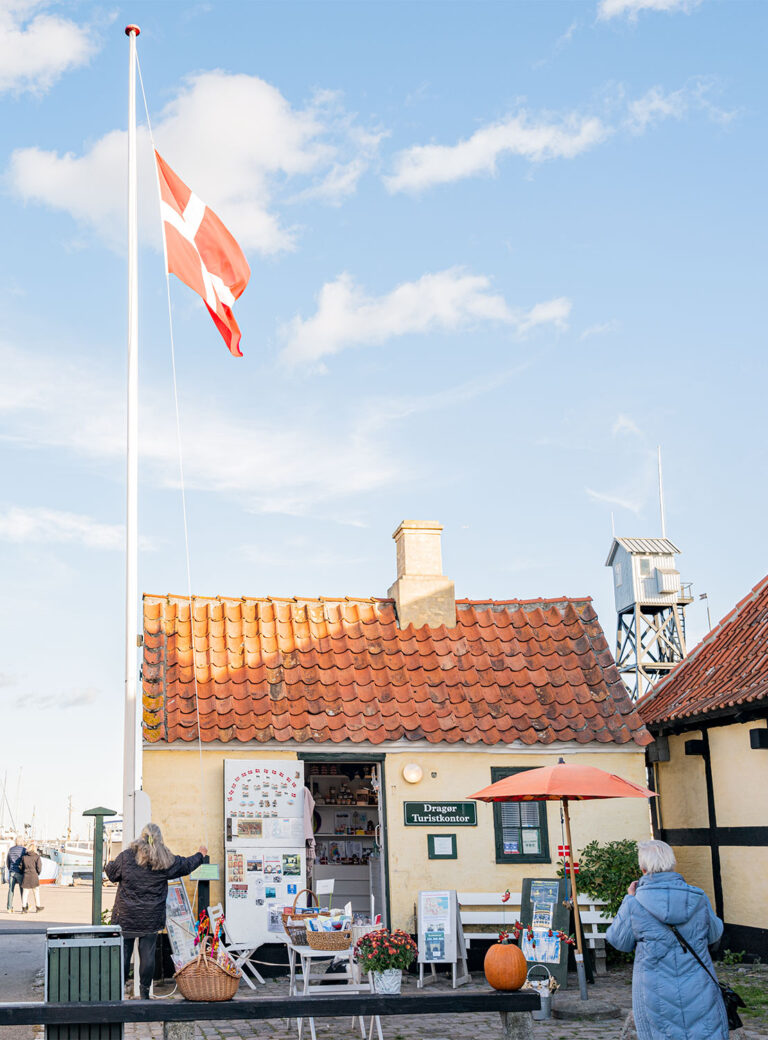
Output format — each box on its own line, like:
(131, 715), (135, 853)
(2, 882), (766, 1040)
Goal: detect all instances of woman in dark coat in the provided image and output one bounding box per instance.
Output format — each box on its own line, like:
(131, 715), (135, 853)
(21, 841), (43, 913)
(106, 823), (206, 998)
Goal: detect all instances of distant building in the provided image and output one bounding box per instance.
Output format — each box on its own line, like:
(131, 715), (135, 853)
(141, 521), (653, 934)
(606, 537), (693, 700)
(639, 573), (768, 958)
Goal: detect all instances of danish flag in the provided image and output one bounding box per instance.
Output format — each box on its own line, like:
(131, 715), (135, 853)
(155, 151), (250, 356)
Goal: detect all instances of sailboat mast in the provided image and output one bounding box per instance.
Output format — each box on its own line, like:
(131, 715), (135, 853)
(123, 24), (141, 845)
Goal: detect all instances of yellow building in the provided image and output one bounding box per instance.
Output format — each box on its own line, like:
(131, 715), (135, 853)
(142, 521), (653, 933)
(639, 573), (768, 958)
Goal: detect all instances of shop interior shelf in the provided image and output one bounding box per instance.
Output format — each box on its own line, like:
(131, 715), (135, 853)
(314, 802), (379, 808)
(314, 832), (376, 838)
(309, 773), (374, 779)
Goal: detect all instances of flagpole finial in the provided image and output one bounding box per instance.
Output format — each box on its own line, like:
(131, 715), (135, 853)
(125, 24), (141, 36)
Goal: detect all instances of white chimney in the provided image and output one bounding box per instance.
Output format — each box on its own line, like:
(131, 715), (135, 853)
(387, 521), (456, 629)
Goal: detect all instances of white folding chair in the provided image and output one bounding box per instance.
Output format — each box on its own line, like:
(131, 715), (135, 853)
(208, 902), (266, 987)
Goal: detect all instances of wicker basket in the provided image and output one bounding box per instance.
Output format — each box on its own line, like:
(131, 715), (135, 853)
(284, 917), (310, 946)
(306, 928), (352, 951)
(282, 888), (319, 943)
(175, 948), (240, 1001)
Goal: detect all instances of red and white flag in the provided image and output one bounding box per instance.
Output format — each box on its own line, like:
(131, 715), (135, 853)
(155, 151), (250, 357)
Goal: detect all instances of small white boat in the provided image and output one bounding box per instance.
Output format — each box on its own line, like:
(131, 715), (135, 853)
(39, 856), (59, 885)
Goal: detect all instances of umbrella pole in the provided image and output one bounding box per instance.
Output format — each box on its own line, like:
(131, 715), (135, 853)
(562, 798), (589, 1000)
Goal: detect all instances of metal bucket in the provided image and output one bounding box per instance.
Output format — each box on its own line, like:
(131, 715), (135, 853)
(527, 963), (554, 1020)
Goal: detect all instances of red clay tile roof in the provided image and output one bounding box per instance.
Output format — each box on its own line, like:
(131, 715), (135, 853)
(142, 594), (651, 747)
(639, 574), (768, 726)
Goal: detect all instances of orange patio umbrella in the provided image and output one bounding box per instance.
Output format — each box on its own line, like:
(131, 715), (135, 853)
(471, 758), (656, 988)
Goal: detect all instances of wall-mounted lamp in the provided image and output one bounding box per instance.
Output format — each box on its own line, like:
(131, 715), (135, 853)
(402, 763), (423, 784)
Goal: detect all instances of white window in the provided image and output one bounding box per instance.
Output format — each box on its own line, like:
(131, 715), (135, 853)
(639, 558), (652, 577)
(614, 563), (623, 587)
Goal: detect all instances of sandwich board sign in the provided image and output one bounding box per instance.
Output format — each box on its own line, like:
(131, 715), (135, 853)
(519, 877), (570, 989)
(416, 889), (469, 989)
(166, 878), (197, 971)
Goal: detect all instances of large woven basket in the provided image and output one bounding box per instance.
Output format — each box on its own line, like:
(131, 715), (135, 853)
(175, 948), (240, 1002)
(306, 928), (352, 951)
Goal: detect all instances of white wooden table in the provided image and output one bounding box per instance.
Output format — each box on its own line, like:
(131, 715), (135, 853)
(287, 943), (383, 1040)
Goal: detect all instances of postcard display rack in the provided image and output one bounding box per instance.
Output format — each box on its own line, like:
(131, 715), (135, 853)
(310, 764), (382, 918)
(224, 759), (306, 946)
(416, 890), (469, 989)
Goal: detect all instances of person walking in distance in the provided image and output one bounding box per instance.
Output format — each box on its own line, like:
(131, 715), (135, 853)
(6, 836), (26, 913)
(106, 823), (206, 999)
(20, 841), (43, 913)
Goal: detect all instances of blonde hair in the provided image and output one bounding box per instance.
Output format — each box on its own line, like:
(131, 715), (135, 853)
(131, 823), (174, 871)
(26, 841), (37, 853)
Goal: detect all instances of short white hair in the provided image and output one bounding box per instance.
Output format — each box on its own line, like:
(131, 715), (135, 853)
(638, 839), (676, 874)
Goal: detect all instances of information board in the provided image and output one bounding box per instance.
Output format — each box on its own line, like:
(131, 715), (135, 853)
(166, 878), (197, 971)
(417, 890), (469, 988)
(519, 877), (570, 989)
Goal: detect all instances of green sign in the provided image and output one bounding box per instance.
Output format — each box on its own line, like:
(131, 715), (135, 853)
(404, 801), (477, 826)
(190, 863), (220, 881)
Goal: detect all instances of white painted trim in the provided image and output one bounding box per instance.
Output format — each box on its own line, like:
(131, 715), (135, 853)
(143, 739), (643, 754)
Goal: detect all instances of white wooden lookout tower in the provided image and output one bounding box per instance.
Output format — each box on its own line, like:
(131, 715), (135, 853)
(605, 537), (693, 700)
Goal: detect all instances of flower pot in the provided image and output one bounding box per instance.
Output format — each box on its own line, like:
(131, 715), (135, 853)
(483, 942), (527, 991)
(371, 969), (402, 994)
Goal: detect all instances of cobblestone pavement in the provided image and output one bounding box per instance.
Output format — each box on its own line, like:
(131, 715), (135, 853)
(115, 964), (767, 1040)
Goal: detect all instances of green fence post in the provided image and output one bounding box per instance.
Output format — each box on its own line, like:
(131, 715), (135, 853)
(82, 807), (116, 926)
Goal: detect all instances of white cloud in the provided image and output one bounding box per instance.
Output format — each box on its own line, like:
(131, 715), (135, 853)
(29, 687), (99, 710)
(580, 319), (619, 341)
(280, 268), (571, 366)
(585, 485), (645, 513)
(625, 79), (735, 133)
(0, 1), (98, 94)
(612, 414), (643, 438)
(386, 77), (733, 194)
(0, 341), (398, 516)
(586, 446), (657, 513)
(0, 506), (148, 550)
(7, 74), (381, 254)
(385, 112), (609, 193)
(597, 0), (702, 21)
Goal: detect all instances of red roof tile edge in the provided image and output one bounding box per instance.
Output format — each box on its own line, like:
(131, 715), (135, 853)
(638, 572), (768, 725)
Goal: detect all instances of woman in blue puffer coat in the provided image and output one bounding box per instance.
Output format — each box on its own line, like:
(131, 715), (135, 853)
(606, 839), (727, 1040)
(603, 836), (724, 1040)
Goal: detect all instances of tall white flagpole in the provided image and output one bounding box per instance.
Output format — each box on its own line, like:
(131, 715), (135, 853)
(123, 23), (141, 845)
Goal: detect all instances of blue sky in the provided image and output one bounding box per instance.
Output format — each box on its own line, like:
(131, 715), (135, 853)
(0, 0), (765, 837)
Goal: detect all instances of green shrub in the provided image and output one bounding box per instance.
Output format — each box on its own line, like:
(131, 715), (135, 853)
(558, 839), (639, 918)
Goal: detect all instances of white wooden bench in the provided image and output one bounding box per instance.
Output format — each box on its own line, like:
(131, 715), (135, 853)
(457, 891), (613, 975)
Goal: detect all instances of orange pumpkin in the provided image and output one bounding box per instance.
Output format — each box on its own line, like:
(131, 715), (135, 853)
(483, 941), (527, 991)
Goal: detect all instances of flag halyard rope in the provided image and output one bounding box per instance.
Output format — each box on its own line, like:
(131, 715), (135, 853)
(137, 54), (209, 854)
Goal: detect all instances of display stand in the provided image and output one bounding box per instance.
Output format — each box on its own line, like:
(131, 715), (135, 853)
(519, 878), (570, 990)
(416, 890), (469, 989)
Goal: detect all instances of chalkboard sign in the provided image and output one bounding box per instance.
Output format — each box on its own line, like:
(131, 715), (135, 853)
(519, 877), (570, 989)
(416, 890), (469, 989)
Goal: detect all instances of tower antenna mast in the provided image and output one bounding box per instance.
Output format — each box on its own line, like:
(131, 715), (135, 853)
(657, 446), (666, 539)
